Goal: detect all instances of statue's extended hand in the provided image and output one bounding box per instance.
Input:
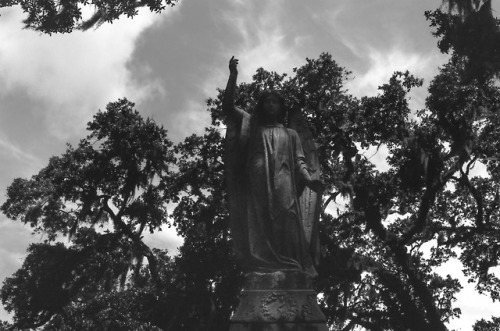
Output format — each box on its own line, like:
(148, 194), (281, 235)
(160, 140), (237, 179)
(307, 179), (323, 193)
(229, 56), (239, 74)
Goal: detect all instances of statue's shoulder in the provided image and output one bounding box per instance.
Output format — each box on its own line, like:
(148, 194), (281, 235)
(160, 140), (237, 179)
(286, 127), (300, 138)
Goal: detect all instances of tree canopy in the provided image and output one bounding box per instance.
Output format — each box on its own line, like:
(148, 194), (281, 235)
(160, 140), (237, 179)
(3, 49), (500, 329)
(427, 0), (500, 80)
(0, 0), (179, 34)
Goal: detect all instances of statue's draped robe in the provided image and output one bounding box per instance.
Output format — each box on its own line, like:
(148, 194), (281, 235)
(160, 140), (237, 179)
(226, 112), (316, 276)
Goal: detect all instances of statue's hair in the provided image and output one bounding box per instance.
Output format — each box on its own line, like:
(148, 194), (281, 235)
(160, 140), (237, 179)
(253, 90), (288, 125)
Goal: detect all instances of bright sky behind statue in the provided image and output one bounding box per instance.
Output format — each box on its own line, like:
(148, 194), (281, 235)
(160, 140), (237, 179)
(0, 0), (499, 329)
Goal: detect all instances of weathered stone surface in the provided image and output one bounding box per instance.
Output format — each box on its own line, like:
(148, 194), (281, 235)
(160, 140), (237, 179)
(243, 271), (313, 290)
(230, 272), (328, 331)
(230, 322), (329, 331)
(224, 58), (328, 331)
(223, 56), (322, 277)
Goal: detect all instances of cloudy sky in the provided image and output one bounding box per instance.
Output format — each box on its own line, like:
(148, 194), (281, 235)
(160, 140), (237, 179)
(0, 0), (499, 328)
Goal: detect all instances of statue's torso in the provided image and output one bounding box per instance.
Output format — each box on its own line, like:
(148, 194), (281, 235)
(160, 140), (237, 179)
(226, 114), (316, 276)
(248, 124), (297, 214)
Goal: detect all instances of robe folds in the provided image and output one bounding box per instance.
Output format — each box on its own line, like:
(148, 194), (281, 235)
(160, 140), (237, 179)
(226, 112), (316, 276)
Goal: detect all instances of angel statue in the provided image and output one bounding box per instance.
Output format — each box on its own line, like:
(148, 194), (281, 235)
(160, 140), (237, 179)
(223, 56), (323, 277)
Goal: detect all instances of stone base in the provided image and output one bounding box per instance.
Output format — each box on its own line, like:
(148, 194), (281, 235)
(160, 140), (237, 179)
(230, 271), (328, 331)
(230, 322), (328, 331)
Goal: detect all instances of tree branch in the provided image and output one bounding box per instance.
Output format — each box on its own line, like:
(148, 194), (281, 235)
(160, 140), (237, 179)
(102, 198), (161, 289)
(401, 158), (460, 244)
(360, 196), (447, 331)
(458, 167), (484, 228)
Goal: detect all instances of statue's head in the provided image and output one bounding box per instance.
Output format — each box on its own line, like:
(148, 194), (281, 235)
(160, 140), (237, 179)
(254, 90), (287, 125)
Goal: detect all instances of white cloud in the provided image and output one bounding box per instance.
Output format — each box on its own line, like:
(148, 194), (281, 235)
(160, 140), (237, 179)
(0, 135), (41, 167)
(178, 99), (212, 135)
(347, 47), (444, 98)
(359, 143), (391, 172)
(221, 1), (303, 82)
(468, 160), (489, 178)
(143, 224), (184, 254)
(436, 257), (500, 330)
(0, 6), (172, 141)
(0, 135), (45, 184)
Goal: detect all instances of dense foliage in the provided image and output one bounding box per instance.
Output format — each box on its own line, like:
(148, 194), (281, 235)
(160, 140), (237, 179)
(426, 0), (500, 81)
(1, 99), (241, 330)
(0, 0), (178, 34)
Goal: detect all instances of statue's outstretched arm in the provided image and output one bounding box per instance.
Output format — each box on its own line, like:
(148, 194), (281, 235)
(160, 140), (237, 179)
(223, 56), (245, 123)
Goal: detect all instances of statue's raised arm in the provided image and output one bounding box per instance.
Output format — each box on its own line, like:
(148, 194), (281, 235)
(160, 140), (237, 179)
(222, 56), (246, 124)
(223, 56), (251, 260)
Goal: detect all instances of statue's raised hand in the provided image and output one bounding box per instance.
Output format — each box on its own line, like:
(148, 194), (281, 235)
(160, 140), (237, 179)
(229, 56), (239, 75)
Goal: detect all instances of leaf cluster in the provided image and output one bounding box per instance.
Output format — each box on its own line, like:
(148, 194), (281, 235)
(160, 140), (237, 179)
(0, 0), (178, 34)
(426, 0), (500, 80)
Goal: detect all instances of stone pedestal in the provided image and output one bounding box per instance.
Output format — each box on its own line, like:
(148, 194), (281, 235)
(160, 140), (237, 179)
(230, 271), (328, 331)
